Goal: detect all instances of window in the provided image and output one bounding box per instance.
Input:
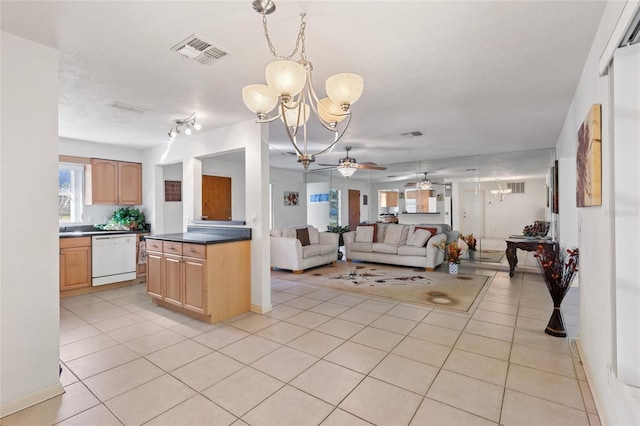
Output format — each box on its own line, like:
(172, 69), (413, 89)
(59, 162), (84, 223)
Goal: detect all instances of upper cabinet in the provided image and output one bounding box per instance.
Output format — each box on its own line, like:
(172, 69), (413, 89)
(86, 159), (142, 205)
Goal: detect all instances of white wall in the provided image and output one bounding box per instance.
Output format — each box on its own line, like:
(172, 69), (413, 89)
(270, 168), (307, 227)
(201, 152), (246, 222)
(554, 2), (639, 424)
(1, 32), (63, 415)
(162, 163), (183, 234)
(306, 181), (330, 230)
(59, 137), (146, 225)
(142, 120), (271, 313)
(613, 43), (640, 390)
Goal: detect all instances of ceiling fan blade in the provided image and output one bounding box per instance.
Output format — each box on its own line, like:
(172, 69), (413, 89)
(404, 182), (417, 187)
(357, 164), (386, 170)
(317, 163), (338, 167)
(358, 161), (379, 166)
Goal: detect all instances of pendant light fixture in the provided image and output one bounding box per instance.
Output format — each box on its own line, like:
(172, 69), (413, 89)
(167, 113), (202, 142)
(242, 0), (364, 169)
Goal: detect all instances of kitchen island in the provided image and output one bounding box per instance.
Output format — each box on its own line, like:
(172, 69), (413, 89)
(144, 225), (251, 324)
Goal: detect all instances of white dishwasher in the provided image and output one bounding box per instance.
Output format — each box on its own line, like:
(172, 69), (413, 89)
(92, 234), (137, 286)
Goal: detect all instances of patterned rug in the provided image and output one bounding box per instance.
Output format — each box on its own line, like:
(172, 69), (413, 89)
(285, 262), (491, 312)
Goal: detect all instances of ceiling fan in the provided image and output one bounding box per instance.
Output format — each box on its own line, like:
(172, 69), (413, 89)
(316, 146), (387, 177)
(404, 172), (444, 190)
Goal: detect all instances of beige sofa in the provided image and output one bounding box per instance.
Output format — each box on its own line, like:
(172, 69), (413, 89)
(270, 225), (339, 273)
(343, 223), (451, 271)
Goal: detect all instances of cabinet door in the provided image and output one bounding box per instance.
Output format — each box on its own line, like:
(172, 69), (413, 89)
(91, 159), (118, 204)
(146, 251), (163, 299)
(118, 162), (142, 205)
(183, 256), (207, 314)
(60, 246), (91, 290)
(163, 254), (183, 307)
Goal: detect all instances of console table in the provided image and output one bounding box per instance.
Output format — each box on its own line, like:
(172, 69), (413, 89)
(505, 238), (557, 277)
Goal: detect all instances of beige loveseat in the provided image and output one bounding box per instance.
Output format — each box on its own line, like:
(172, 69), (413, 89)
(343, 223), (451, 271)
(270, 225), (339, 273)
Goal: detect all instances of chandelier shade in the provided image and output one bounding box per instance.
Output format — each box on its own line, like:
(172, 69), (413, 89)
(241, 3), (363, 169)
(265, 60), (307, 99)
(317, 97), (346, 124)
(337, 165), (357, 177)
(326, 73), (364, 108)
(242, 84), (278, 116)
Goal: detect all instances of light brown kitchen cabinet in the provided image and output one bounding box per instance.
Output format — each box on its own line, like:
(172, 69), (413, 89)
(144, 238), (249, 323)
(87, 159), (142, 205)
(60, 237), (92, 291)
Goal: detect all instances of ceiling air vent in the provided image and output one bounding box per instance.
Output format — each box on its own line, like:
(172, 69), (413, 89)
(401, 131), (423, 137)
(171, 34), (229, 66)
(507, 182), (525, 194)
(109, 102), (150, 114)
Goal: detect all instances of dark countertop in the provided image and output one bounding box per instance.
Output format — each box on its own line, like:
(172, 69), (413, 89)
(145, 232), (251, 245)
(145, 225), (252, 245)
(60, 230), (148, 238)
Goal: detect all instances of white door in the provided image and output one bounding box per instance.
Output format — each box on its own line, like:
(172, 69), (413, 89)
(462, 190), (484, 237)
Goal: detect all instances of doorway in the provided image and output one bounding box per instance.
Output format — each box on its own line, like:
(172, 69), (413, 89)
(462, 190), (484, 237)
(348, 189), (360, 230)
(202, 175), (231, 221)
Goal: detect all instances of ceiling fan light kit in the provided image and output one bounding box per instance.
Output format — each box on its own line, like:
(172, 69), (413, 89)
(317, 146), (386, 178)
(242, 1), (364, 169)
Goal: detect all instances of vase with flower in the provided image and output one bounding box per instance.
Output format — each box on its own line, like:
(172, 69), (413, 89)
(534, 244), (579, 337)
(433, 240), (462, 274)
(461, 233), (477, 260)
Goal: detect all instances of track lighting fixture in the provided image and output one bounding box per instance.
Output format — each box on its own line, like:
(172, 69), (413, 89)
(167, 113), (201, 142)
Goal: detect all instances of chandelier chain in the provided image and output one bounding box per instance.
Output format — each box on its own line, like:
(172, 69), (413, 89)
(262, 12), (307, 60)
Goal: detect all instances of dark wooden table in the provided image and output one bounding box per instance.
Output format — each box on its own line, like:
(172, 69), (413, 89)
(505, 238), (558, 277)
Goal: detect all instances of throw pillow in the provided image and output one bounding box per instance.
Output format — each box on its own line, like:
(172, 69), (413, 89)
(307, 226), (320, 245)
(383, 224), (405, 245)
(358, 223), (378, 242)
(296, 227), (311, 246)
(416, 226), (438, 236)
(407, 229), (432, 247)
(355, 225), (375, 243)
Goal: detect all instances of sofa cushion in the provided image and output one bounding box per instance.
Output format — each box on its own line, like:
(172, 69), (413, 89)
(308, 226), (320, 245)
(372, 243), (399, 255)
(376, 223), (389, 243)
(355, 225), (375, 243)
(284, 228), (297, 239)
(270, 228), (284, 237)
(319, 244), (336, 256)
(407, 229), (432, 247)
(383, 224), (406, 245)
(350, 242), (373, 253)
(302, 245), (322, 258)
(415, 226), (439, 236)
(296, 227), (311, 246)
(357, 223), (378, 242)
(398, 245), (427, 256)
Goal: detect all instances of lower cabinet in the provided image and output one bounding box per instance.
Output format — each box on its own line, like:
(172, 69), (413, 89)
(145, 238), (249, 323)
(60, 237), (92, 291)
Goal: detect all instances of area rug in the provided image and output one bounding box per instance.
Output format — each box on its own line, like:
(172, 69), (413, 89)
(286, 262), (490, 312)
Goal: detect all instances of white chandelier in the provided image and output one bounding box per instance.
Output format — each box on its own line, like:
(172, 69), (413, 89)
(491, 181), (512, 202)
(168, 113), (202, 142)
(242, 0), (364, 169)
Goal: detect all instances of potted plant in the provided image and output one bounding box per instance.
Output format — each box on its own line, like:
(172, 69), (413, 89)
(523, 220), (550, 238)
(461, 233), (477, 260)
(534, 245), (579, 337)
(95, 207), (146, 231)
(327, 224), (350, 260)
(433, 240), (462, 274)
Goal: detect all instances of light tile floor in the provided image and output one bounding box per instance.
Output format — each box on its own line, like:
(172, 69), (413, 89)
(3, 263), (598, 426)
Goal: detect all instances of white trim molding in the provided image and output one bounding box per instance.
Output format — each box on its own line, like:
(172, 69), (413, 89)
(0, 382), (64, 418)
(599, 1), (640, 76)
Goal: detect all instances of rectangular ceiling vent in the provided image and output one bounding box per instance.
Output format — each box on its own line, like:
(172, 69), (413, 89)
(400, 131), (423, 137)
(109, 102), (150, 114)
(171, 34), (229, 66)
(507, 182), (525, 194)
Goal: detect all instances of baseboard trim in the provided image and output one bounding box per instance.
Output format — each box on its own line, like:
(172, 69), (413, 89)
(0, 382), (64, 418)
(576, 339), (607, 426)
(251, 303), (272, 314)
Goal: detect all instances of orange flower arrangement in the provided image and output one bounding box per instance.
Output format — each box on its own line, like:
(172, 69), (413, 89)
(433, 240), (462, 264)
(461, 233), (477, 251)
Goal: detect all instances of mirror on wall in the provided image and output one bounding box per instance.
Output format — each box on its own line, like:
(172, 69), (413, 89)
(199, 149), (246, 223)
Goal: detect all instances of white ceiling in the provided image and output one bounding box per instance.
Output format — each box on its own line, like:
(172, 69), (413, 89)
(1, 1), (606, 183)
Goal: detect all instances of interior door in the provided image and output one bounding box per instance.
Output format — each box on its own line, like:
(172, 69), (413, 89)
(202, 175), (231, 221)
(462, 190), (484, 237)
(348, 189), (360, 230)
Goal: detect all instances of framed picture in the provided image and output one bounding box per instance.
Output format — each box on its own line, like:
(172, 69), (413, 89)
(363, 195), (368, 205)
(164, 180), (182, 202)
(284, 191), (299, 206)
(576, 104), (602, 207)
